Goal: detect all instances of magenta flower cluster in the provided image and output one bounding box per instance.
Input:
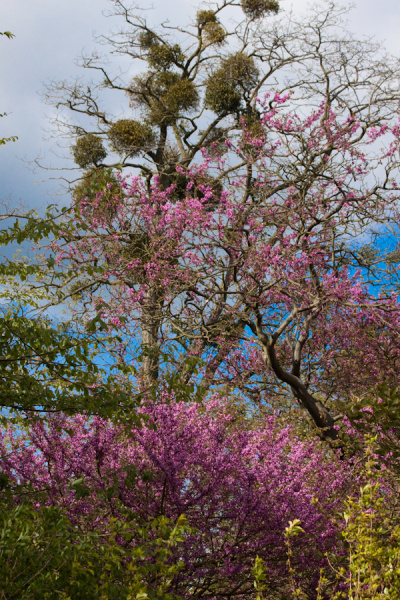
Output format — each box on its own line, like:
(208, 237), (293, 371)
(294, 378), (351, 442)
(0, 397), (356, 597)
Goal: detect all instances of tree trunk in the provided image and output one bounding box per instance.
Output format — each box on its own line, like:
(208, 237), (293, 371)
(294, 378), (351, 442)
(264, 343), (339, 443)
(141, 287), (163, 389)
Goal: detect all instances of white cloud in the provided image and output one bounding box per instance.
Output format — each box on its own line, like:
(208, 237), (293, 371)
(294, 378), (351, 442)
(1, 0), (400, 210)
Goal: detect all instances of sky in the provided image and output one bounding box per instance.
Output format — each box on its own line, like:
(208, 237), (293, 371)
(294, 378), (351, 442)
(1, 0), (400, 214)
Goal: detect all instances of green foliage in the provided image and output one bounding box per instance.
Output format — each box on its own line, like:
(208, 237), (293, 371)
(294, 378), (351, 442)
(252, 556), (268, 600)
(138, 30), (157, 50)
(284, 520), (308, 599)
(0, 135), (18, 146)
(338, 438), (400, 599)
(196, 10), (217, 26)
(130, 72), (199, 126)
(107, 119), (156, 156)
(341, 486), (400, 598)
(205, 78), (242, 114)
(251, 438), (400, 599)
(71, 133), (107, 168)
(157, 76), (198, 116)
(0, 113), (18, 146)
(123, 514), (189, 600)
(196, 10), (226, 45)
(241, 0), (279, 19)
(0, 307), (127, 417)
(222, 54), (260, 88)
(0, 211), (135, 419)
(147, 43), (185, 70)
(73, 167), (122, 205)
(205, 54), (259, 115)
(119, 230), (150, 262)
(252, 521), (308, 600)
(340, 386), (400, 461)
(203, 21), (226, 45)
(1, 33), (18, 146)
(0, 501), (188, 599)
(0, 503), (107, 599)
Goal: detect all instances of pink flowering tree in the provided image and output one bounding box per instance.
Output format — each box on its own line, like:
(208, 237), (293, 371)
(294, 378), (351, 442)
(47, 94), (400, 441)
(0, 398), (356, 598)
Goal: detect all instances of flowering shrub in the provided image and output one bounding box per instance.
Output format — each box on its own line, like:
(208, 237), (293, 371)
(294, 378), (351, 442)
(0, 398), (355, 598)
(0, 502), (189, 599)
(252, 436), (400, 599)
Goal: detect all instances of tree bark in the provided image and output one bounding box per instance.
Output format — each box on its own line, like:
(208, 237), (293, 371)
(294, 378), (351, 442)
(141, 287), (163, 389)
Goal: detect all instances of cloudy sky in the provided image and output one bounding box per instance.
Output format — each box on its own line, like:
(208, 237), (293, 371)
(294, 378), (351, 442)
(1, 0), (400, 213)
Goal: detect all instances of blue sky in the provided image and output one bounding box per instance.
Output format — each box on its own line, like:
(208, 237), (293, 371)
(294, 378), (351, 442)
(1, 0), (400, 214)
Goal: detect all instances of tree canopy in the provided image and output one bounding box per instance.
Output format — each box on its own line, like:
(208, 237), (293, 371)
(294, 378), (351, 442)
(2, 2), (400, 598)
